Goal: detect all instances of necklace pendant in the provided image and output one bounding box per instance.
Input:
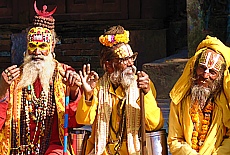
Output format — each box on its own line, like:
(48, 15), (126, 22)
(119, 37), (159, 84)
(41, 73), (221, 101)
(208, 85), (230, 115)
(29, 105), (33, 113)
(26, 94), (32, 101)
(31, 114), (37, 121)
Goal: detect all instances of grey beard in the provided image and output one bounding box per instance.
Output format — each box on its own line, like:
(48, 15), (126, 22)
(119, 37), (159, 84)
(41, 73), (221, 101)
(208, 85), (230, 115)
(120, 66), (136, 90)
(191, 85), (211, 109)
(191, 70), (223, 109)
(110, 66), (137, 90)
(110, 70), (121, 87)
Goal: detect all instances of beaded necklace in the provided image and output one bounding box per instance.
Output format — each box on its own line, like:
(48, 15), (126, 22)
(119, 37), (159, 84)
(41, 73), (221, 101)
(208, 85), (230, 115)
(106, 98), (126, 155)
(11, 68), (57, 154)
(190, 100), (213, 152)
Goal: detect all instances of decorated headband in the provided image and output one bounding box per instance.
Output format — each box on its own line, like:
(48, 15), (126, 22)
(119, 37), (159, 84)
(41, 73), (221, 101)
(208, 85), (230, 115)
(99, 30), (130, 47)
(28, 27), (53, 43)
(33, 0), (57, 30)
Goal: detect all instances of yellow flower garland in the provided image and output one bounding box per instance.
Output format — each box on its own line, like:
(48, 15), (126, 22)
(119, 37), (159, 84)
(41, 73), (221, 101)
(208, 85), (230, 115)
(99, 30), (130, 47)
(190, 101), (213, 152)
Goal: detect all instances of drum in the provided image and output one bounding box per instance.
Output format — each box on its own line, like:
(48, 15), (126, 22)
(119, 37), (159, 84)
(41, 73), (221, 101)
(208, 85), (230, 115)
(69, 126), (92, 155)
(145, 129), (168, 155)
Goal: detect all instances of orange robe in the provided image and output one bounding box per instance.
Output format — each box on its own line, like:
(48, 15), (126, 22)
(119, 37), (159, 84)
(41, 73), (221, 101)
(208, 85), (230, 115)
(0, 60), (82, 155)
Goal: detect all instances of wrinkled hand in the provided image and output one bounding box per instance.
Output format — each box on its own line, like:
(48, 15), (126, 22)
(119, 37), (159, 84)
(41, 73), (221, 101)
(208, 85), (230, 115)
(0, 65), (20, 98)
(1, 65), (20, 86)
(60, 69), (82, 87)
(79, 64), (99, 100)
(137, 71), (150, 94)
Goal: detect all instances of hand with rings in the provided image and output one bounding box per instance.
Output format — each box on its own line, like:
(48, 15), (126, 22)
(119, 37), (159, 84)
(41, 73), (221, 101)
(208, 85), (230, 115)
(4, 69), (12, 81)
(60, 69), (82, 87)
(1, 65), (20, 85)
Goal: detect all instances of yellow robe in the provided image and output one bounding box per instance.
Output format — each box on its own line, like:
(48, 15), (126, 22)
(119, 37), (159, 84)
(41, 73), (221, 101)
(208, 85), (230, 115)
(0, 60), (72, 154)
(76, 77), (164, 155)
(168, 93), (230, 155)
(168, 35), (230, 155)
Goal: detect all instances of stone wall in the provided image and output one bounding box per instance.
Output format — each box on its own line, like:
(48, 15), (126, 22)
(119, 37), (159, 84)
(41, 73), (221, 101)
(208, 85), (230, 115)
(143, 58), (188, 99)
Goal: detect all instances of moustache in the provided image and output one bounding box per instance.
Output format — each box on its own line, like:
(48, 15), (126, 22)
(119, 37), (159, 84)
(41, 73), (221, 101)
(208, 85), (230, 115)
(124, 66), (136, 74)
(32, 55), (45, 61)
(192, 76), (212, 85)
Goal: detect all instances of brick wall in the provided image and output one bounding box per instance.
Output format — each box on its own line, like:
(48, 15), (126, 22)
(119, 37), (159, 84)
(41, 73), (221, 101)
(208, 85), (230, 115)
(0, 30), (11, 73)
(55, 37), (103, 75)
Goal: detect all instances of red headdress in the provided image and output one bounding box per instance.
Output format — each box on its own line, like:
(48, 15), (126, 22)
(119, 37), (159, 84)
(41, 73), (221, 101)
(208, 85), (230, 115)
(33, 0), (57, 30)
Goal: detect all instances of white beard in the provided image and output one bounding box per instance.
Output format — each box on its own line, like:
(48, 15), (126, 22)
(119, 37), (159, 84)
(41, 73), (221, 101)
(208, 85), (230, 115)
(17, 53), (55, 95)
(110, 66), (137, 90)
(191, 85), (211, 109)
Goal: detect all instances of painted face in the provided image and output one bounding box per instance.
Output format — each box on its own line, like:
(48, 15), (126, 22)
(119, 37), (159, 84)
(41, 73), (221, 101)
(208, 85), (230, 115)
(114, 44), (134, 58)
(195, 49), (224, 87)
(27, 27), (53, 56)
(110, 44), (137, 73)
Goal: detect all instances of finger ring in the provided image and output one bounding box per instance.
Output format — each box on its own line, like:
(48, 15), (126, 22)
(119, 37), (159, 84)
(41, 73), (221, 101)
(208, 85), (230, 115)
(73, 73), (78, 77)
(8, 75), (13, 81)
(4, 69), (9, 74)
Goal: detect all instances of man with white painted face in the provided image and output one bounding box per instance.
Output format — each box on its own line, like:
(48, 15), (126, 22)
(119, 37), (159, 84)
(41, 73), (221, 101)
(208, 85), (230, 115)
(0, 2), (82, 154)
(168, 35), (230, 155)
(76, 25), (164, 155)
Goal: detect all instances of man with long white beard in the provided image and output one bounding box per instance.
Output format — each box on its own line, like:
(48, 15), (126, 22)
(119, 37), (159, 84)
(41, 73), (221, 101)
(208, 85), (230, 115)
(76, 25), (164, 155)
(168, 35), (230, 155)
(0, 3), (82, 155)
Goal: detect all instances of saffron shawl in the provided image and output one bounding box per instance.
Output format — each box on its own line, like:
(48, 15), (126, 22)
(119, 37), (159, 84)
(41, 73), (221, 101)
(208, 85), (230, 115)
(95, 73), (140, 155)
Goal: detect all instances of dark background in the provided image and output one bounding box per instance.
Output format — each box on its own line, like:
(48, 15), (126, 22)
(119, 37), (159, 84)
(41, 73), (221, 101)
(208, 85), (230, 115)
(0, 0), (188, 74)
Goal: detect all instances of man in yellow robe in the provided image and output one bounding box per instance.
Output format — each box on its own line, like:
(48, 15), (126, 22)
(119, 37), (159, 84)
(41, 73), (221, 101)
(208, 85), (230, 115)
(76, 25), (164, 155)
(168, 35), (230, 155)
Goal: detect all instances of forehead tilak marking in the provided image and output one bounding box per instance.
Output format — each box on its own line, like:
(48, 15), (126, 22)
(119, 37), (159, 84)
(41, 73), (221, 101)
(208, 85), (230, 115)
(126, 45), (132, 56)
(199, 51), (223, 71)
(202, 52), (211, 67)
(114, 44), (133, 58)
(120, 44), (132, 57)
(211, 54), (220, 69)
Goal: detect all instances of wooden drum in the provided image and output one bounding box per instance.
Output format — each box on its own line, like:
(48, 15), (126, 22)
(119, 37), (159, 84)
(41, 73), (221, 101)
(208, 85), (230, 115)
(69, 126), (91, 155)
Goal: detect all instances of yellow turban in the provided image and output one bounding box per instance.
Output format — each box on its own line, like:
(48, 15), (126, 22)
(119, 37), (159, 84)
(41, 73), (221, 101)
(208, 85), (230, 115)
(170, 35), (230, 105)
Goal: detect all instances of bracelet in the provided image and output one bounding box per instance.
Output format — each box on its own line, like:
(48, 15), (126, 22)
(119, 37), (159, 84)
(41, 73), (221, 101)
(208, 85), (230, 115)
(0, 96), (7, 102)
(85, 97), (93, 106)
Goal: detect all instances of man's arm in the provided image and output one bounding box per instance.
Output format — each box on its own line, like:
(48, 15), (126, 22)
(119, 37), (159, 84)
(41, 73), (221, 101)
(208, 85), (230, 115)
(0, 65), (20, 98)
(60, 63), (83, 127)
(143, 81), (164, 131)
(68, 88), (83, 128)
(0, 91), (9, 130)
(76, 64), (99, 125)
(0, 66), (20, 130)
(76, 86), (98, 125)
